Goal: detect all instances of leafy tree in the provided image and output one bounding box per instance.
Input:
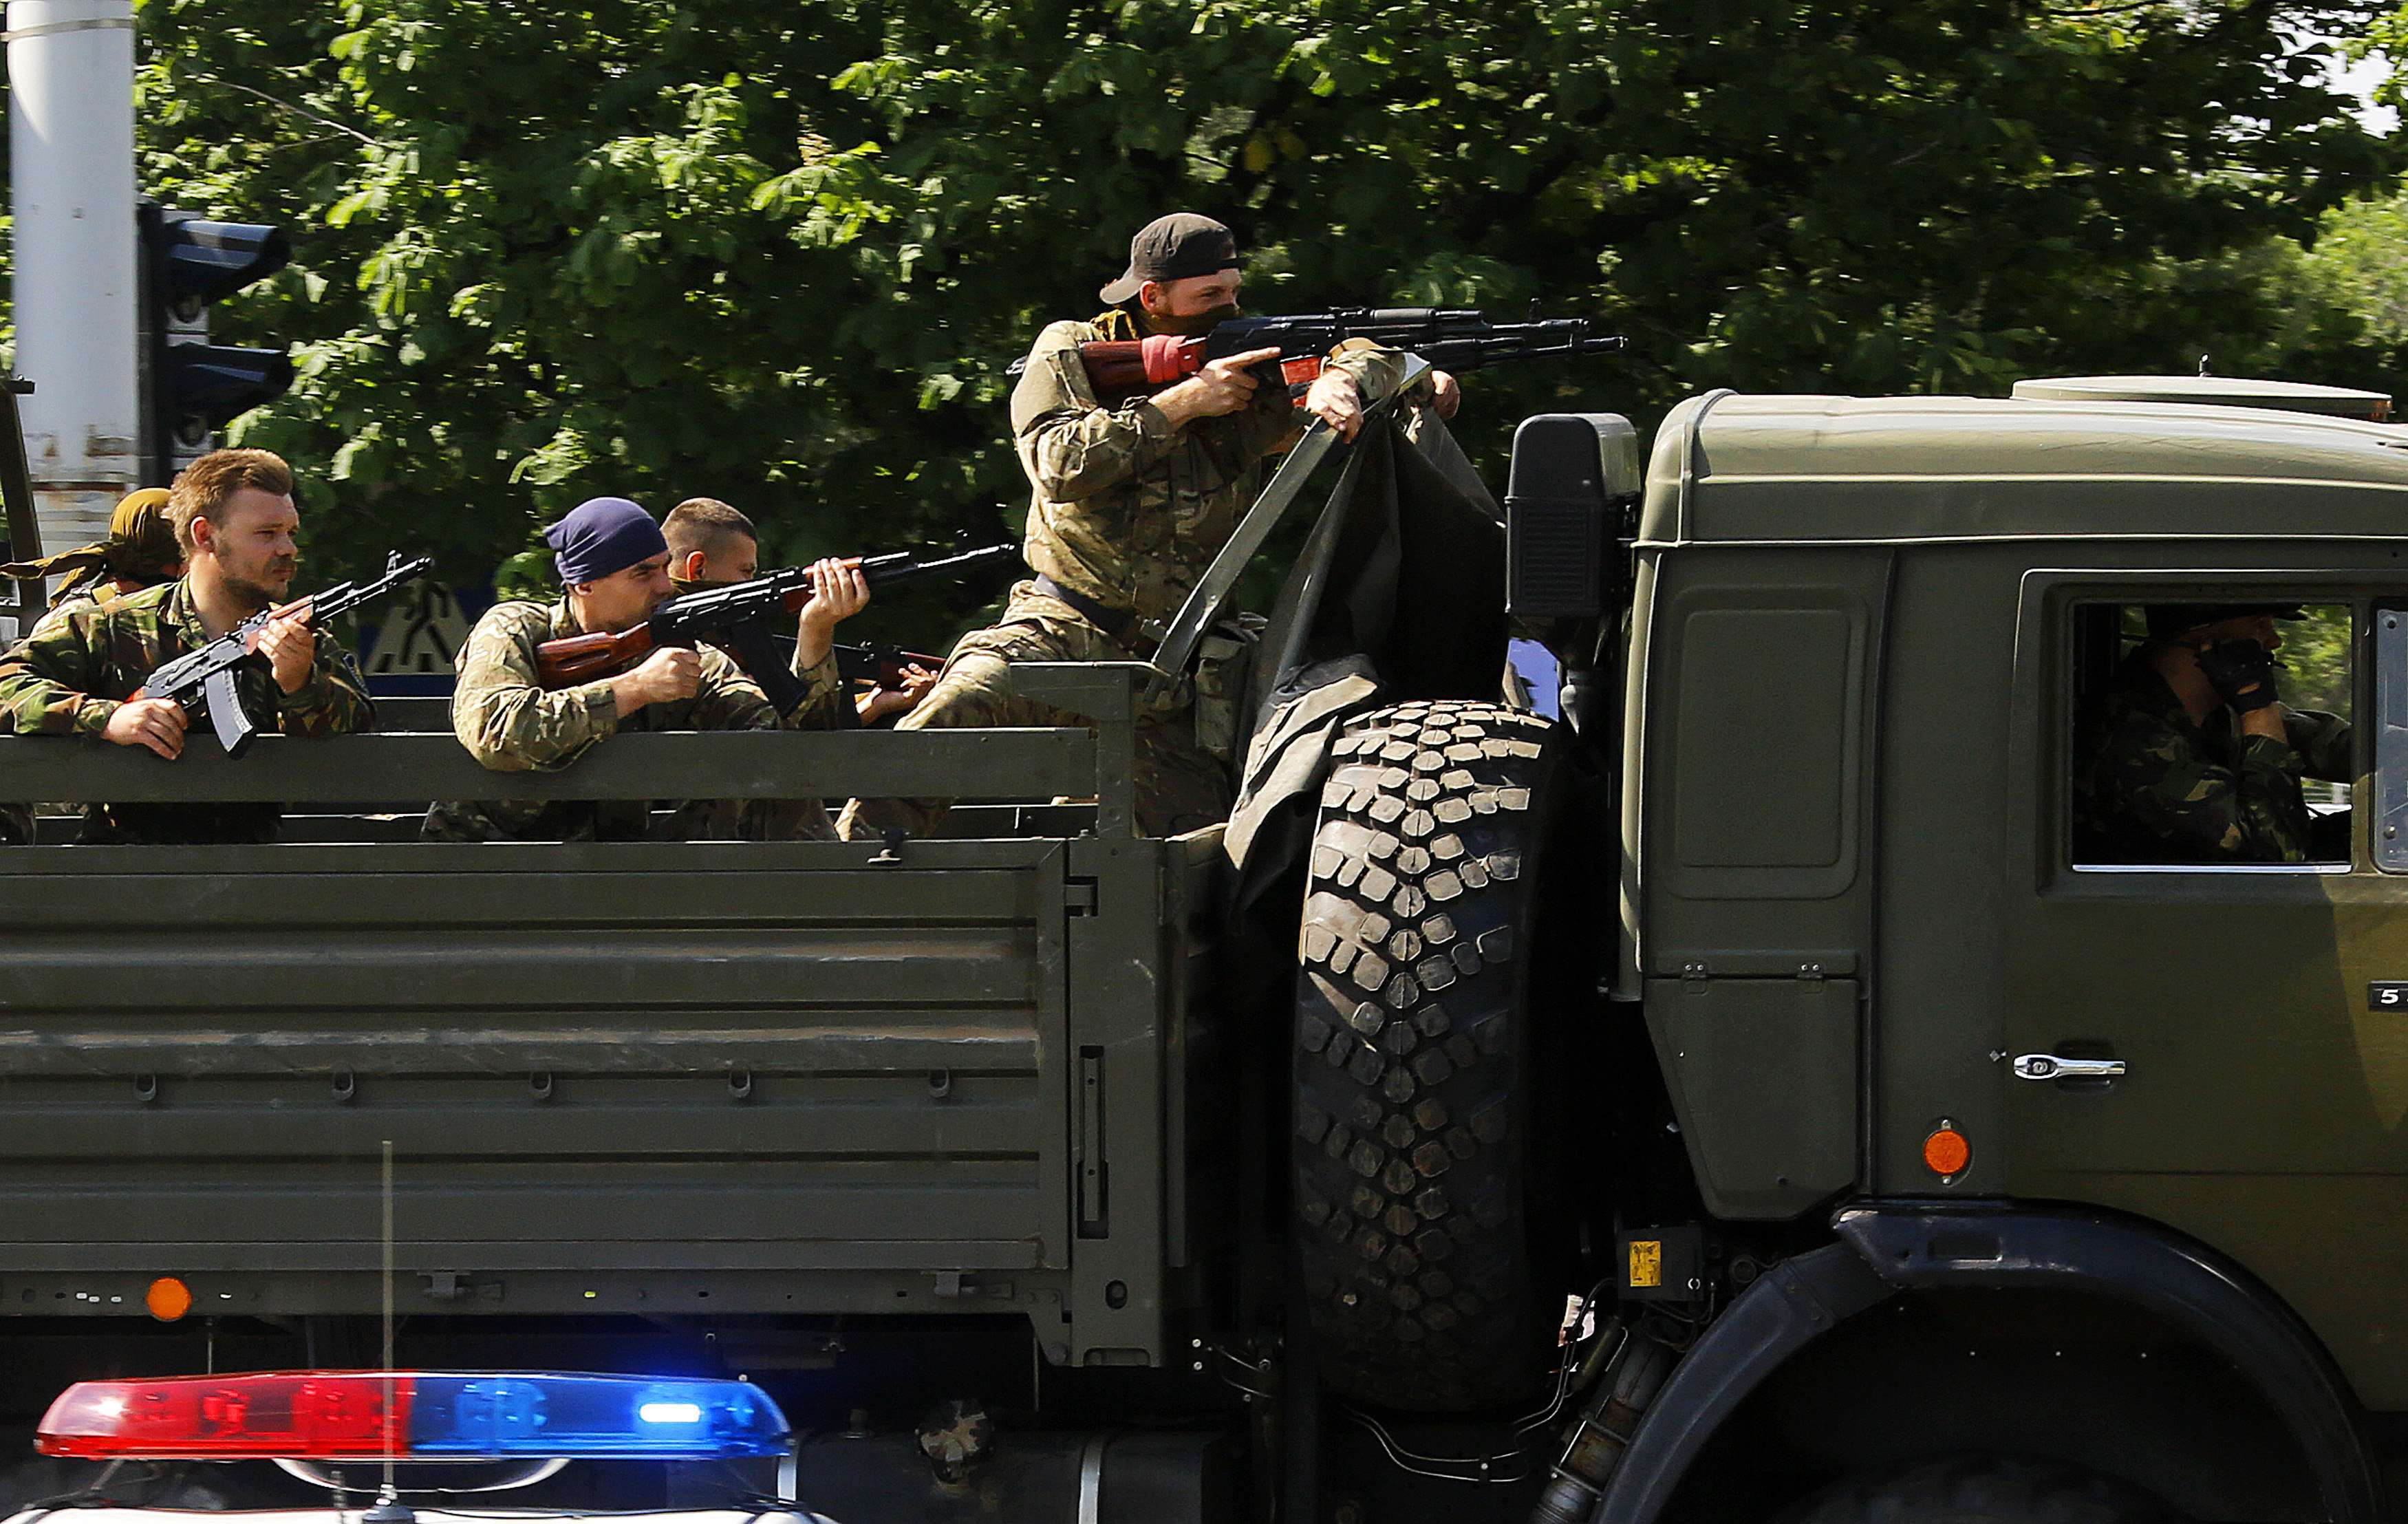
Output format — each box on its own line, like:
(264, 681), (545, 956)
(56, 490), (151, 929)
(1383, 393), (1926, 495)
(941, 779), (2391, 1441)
(102, 0), (2408, 649)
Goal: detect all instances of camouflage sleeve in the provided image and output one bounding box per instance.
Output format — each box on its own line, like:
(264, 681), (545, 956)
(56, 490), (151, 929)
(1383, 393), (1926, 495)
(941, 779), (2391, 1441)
(2283, 708), (2352, 784)
(0, 604), (119, 738)
(1249, 339), (1419, 459)
(780, 647), (846, 731)
(1011, 320), (1181, 502)
(2111, 709), (2312, 863)
(691, 646), (782, 733)
(274, 632), (376, 736)
(451, 603), (619, 772)
(1322, 336), (1410, 405)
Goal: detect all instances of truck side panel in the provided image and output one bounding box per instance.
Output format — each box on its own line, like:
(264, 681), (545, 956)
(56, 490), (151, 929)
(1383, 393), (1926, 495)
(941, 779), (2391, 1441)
(0, 836), (1184, 1364)
(1631, 543), (1890, 1219)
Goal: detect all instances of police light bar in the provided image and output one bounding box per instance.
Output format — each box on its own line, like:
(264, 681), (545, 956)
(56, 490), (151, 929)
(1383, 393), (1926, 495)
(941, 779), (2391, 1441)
(37, 1372), (791, 1461)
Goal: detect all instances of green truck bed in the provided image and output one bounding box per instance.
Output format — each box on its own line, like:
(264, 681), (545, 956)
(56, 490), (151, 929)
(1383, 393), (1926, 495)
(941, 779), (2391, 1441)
(0, 664), (1221, 1371)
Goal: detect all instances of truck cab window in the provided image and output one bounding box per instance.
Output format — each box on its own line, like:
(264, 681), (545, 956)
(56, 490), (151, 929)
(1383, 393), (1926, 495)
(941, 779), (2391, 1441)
(2070, 601), (2352, 868)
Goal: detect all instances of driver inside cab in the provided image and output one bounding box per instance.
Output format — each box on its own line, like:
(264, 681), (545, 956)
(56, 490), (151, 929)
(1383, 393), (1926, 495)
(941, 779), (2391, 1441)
(2073, 603), (2352, 864)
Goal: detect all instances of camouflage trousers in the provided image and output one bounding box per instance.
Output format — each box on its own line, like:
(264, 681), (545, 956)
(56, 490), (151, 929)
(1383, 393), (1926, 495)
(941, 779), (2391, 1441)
(835, 585), (1231, 841)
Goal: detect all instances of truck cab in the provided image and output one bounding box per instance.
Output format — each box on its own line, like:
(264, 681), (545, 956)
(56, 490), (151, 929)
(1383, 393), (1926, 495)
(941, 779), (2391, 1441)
(1339, 378), (2408, 1523)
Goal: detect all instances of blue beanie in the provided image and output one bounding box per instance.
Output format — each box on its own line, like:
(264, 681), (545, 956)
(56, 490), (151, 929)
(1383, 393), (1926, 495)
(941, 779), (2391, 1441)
(545, 497), (667, 585)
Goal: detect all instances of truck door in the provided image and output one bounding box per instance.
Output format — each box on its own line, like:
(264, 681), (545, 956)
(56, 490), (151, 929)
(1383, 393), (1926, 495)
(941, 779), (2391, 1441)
(2005, 572), (2408, 1410)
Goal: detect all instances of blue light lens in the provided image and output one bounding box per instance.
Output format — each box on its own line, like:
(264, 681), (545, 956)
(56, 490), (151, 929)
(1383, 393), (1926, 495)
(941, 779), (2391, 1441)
(409, 1375), (790, 1459)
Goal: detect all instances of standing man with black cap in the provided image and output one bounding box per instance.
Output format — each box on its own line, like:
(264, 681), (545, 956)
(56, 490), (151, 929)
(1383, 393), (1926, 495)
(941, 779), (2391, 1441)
(839, 213), (1452, 841)
(427, 495), (869, 841)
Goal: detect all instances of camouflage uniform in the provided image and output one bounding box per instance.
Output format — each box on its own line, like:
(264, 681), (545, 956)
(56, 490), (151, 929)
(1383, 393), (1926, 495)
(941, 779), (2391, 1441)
(2074, 654), (2352, 863)
(32, 579), (156, 637)
(0, 579), (173, 844)
(0, 487), (182, 844)
(838, 314), (1406, 841)
(424, 597), (846, 841)
(0, 578), (374, 844)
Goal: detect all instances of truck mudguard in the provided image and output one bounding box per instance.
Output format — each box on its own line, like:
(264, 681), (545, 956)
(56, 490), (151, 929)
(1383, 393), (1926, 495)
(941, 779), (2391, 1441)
(1591, 1243), (1892, 1524)
(1593, 1206), (2385, 1524)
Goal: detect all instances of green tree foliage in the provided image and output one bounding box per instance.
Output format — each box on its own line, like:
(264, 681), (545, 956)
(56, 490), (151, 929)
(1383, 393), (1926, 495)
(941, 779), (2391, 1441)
(2305, 193), (2408, 338)
(2270, 189), (2408, 403)
(118, 0), (2402, 641)
(2280, 605), (2353, 722)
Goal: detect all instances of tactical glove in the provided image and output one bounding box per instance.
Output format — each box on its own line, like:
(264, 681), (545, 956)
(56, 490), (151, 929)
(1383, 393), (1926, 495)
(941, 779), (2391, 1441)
(2196, 638), (2280, 713)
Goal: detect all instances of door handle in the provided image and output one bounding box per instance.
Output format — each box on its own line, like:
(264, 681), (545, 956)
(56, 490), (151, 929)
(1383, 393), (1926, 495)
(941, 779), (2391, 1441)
(2012, 1053), (2127, 1082)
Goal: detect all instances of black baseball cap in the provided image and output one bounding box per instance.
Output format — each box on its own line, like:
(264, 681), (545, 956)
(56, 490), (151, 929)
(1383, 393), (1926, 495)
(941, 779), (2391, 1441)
(2144, 603), (2307, 638)
(1099, 213), (1239, 305)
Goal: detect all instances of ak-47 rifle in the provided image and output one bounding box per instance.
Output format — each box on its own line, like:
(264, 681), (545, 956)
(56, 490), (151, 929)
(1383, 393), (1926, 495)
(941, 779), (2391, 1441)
(835, 640), (945, 689)
(534, 542), (1019, 705)
(1007, 308), (1624, 397)
(136, 552), (433, 758)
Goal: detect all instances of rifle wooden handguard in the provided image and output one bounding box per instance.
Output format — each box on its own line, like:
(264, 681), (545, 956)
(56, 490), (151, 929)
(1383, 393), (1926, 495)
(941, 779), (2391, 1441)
(1078, 336), (1323, 398)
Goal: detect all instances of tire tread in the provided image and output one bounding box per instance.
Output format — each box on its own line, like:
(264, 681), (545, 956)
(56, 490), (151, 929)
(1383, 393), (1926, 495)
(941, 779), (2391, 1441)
(1293, 699), (1558, 1410)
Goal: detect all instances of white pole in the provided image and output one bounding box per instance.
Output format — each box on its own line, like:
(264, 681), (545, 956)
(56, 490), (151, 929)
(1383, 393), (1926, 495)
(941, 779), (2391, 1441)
(8, 0), (138, 564)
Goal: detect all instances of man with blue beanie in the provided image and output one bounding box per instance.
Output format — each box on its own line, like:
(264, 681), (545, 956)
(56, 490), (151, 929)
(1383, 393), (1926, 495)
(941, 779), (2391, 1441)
(425, 496), (868, 840)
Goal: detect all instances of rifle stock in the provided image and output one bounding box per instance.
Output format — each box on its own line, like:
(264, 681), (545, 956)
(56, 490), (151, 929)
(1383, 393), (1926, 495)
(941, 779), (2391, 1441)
(1074, 341), (1167, 392)
(536, 627), (658, 689)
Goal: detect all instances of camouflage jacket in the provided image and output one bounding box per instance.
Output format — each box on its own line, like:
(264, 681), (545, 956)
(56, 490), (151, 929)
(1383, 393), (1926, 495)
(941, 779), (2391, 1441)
(2074, 656), (2352, 864)
(1010, 312), (1408, 637)
(0, 577), (373, 843)
(426, 597), (843, 841)
(30, 575), (164, 640)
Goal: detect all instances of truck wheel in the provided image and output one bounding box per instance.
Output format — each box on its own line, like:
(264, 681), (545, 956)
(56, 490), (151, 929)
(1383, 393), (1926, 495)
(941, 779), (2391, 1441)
(1291, 699), (1576, 1411)
(1784, 1456), (2189, 1523)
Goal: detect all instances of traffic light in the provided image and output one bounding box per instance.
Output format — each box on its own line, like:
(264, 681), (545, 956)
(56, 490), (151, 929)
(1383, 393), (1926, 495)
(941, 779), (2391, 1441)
(138, 202), (294, 480)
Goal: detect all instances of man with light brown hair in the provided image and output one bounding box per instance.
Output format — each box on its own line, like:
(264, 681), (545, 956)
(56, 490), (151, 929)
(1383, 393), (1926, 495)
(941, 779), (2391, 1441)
(0, 447), (374, 842)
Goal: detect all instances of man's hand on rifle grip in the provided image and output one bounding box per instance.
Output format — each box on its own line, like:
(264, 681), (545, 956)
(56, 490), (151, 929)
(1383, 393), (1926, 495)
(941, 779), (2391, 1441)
(611, 646), (702, 718)
(103, 696), (188, 760)
(1154, 346), (1282, 429)
(256, 603), (319, 694)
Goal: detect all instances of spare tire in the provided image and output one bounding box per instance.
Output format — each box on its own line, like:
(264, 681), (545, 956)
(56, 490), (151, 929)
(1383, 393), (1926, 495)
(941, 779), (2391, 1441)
(1290, 698), (1580, 1410)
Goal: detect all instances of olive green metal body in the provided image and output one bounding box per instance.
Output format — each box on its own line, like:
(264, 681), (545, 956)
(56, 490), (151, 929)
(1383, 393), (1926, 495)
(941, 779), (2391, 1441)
(1623, 391), (2408, 1415)
(0, 665), (1217, 1380)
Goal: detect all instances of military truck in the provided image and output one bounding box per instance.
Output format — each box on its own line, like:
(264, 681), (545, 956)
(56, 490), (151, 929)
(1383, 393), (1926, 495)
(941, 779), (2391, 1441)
(1, 374), (2405, 1524)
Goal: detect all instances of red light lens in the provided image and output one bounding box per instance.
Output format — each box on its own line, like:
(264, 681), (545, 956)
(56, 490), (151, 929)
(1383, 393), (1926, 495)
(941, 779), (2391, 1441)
(39, 1373), (414, 1459)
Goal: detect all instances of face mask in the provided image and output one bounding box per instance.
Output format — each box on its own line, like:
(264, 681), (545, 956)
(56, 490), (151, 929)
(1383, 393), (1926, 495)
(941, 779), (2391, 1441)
(1150, 301), (1240, 337)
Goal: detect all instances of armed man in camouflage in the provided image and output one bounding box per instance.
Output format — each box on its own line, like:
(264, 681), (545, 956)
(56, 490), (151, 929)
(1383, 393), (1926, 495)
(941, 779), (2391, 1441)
(0, 486), (186, 841)
(2, 487), (184, 636)
(426, 496), (868, 841)
(838, 213), (1450, 841)
(0, 449), (374, 844)
(665, 495), (934, 725)
(2074, 604), (2352, 863)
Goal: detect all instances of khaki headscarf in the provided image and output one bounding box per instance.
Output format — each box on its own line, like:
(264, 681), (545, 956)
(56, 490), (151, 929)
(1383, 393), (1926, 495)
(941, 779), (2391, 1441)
(0, 488), (180, 607)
